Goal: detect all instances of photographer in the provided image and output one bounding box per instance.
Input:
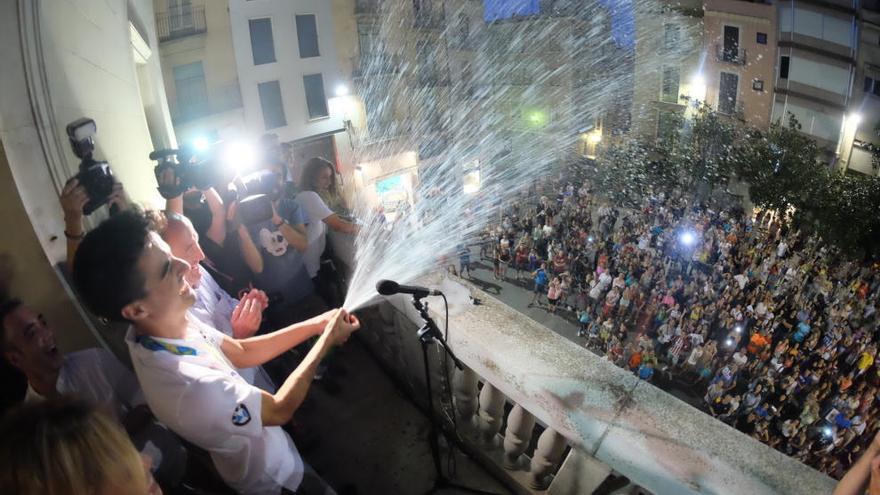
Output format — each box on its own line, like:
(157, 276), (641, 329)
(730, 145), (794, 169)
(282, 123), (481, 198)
(60, 177), (127, 270)
(60, 117), (128, 271)
(72, 210), (359, 494)
(236, 170), (326, 327)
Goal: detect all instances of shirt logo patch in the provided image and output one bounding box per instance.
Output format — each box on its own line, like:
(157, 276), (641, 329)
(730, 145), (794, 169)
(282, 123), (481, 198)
(232, 404), (252, 426)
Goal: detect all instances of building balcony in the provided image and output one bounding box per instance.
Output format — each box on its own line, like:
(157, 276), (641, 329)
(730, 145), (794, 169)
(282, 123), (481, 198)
(715, 44), (747, 65)
(170, 82), (242, 124)
(156, 6), (207, 43)
(355, 0), (381, 15)
(349, 274), (839, 495)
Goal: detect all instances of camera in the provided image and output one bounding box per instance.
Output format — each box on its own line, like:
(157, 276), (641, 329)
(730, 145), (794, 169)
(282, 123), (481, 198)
(238, 194), (274, 226)
(66, 118), (115, 215)
(149, 145), (219, 199)
(236, 170), (282, 226)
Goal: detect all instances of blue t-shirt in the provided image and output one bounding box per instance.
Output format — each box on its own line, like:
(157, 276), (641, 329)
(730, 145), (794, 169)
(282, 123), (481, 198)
(638, 365), (654, 380)
(247, 198), (314, 304)
(793, 321), (811, 343)
(534, 269), (548, 286)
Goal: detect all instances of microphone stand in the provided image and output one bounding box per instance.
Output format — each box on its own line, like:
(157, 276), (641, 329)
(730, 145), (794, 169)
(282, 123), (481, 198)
(410, 295), (501, 495)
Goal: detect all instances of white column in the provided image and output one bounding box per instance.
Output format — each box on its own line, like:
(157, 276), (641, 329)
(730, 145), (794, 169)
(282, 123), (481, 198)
(476, 381), (506, 448)
(529, 427), (568, 490)
(502, 403), (536, 470)
(453, 366), (479, 430)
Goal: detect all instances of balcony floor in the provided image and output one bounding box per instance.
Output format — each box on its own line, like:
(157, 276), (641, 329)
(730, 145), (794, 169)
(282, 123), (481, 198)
(294, 338), (511, 495)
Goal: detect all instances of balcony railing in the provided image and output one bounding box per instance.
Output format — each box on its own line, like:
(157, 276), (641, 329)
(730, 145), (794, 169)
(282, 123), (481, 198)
(156, 6), (207, 43)
(359, 274), (837, 495)
(171, 81), (243, 124)
(715, 43), (747, 65)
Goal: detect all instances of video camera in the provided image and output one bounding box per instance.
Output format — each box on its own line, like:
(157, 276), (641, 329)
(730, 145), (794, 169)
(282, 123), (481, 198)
(149, 144), (222, 199)
(66, 118), (115, 215)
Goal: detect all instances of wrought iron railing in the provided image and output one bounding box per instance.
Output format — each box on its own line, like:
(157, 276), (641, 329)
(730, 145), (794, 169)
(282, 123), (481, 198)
(156, 5), (207, 42)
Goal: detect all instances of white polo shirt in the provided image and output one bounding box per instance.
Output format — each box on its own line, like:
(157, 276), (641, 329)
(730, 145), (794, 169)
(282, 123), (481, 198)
(126, 318), (303, 494)
(189, 266), (275, 392)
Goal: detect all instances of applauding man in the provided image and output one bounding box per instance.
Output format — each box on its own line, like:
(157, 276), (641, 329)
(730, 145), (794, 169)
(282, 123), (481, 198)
(72, 210), (359, 495)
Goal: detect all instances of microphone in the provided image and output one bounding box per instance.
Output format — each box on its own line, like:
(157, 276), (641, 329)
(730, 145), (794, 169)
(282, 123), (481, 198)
(376, 279), (442, 298)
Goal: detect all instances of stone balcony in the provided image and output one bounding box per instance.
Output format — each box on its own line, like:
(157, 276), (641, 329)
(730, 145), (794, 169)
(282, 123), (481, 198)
(347, 274), (837, 495)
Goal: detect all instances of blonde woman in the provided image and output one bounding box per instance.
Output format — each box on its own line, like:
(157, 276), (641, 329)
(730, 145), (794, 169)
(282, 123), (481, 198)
(0, 398), (161, 495)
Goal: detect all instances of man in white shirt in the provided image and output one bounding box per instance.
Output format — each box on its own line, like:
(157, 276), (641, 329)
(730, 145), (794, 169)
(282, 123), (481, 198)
(72, 210), (359, 494)
(0, 298), (186, 485)
(160, 211), (275, 391)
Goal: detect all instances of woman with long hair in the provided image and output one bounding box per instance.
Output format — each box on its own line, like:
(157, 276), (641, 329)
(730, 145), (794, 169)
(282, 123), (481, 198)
(295, 157), (360, 305)
(0, 398), (161, 495)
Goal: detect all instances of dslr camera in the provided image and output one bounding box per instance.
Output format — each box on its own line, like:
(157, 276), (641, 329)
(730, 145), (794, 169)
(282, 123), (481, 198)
(66, 118), (115, 215)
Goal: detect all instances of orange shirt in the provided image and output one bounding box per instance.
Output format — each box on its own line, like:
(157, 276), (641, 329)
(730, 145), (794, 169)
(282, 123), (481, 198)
(747, 333), (769, 354)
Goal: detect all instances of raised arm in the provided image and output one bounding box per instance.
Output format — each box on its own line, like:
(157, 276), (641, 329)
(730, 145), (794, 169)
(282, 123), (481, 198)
(60, 178), (88, 270)
(251, 310), (359, 426)
(202, 187), (226, 245)
(219, 309), (339, 369)
(228, 201), (264, 274)
(324, 213), (359, 235)
(834, 431), (880, 495)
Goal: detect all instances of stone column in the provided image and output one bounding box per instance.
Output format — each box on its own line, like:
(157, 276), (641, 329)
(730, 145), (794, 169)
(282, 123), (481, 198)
(476, 381), (506, 448)
(529, 427), (568, 490)
(502, 403), (536, 470)
(452, 366), (479, 430)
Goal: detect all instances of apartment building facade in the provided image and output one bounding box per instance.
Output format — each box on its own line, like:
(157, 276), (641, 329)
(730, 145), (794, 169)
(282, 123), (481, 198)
(771, 0), (858, 160)
(228, 0), (352, 173)
(631, 0), (704, 140)
(702, 0), (777, 128)
(843, 0), (880, 175)
(154, 0), (246, 145)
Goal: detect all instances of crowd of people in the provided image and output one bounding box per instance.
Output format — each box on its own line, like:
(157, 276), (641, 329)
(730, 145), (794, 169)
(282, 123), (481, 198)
(474, 176), (880, 481)
(0, 140), (361, 495)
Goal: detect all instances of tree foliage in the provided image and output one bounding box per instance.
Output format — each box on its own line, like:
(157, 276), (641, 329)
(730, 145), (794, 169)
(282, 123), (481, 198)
(593, 107), (880, 259)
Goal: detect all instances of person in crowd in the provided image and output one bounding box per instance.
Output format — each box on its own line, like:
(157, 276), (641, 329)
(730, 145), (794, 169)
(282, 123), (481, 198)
(295, 158), (359, 306)
(530, 262), (549, 307)
(296, 155), (350, 216)
(458, 243), (472, 279)
(71, 210), (359, 494)
(235, 170), (325, 327)
(0, 298), (185, 486)
(59, 176), (127, 270)
(474, 175), (880, 480)
(0, 398), (162, 495)
(151, 210), (276, 391)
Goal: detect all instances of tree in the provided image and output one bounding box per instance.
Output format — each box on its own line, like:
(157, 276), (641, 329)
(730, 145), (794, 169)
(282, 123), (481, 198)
(730, 114), (826, 213)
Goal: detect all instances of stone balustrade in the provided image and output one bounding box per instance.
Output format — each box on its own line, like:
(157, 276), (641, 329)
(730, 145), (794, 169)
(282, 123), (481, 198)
(356, 275), (837, 495)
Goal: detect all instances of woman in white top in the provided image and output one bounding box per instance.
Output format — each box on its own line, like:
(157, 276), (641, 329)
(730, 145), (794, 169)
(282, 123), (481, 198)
(294, 158), (359, 283)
